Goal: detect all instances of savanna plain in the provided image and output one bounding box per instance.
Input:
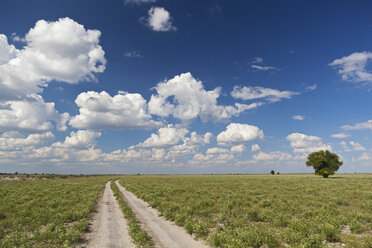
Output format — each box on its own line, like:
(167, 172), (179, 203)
(1, 174), (372, 247)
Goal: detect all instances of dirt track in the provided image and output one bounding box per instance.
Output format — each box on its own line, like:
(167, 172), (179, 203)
(81, 181), (134, 248)
(115, 180), (210, 248)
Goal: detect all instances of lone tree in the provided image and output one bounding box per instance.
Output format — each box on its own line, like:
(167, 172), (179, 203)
(306, 150), (343, 178)
(270, 170), (275, 175)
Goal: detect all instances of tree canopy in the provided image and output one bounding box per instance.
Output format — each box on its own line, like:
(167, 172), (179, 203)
(306, 150), (343, 178)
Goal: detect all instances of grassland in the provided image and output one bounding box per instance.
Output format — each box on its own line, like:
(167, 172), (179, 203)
(0, 175), (111, 248)
(119, 174), (372, 248)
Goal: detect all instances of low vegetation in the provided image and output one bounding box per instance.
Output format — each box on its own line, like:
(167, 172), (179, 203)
(119, 174), (372, 247)
(111, 181), (153, 247)
(0, 175), (110, 247)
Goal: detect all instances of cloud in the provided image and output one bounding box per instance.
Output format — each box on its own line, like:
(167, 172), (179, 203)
(10, 32), (26, 43)
(143, 7), (176, 32)
(340, 141), (366, 152)
(305, 84), (317, 91)
(125, 0), (157, 4)
(124, 51), (143, 58)
(292, 115), (305, 121)
(185, 131), (212, 146)
(53, 130), (101, 149)
(252, 57), (263, 64)
(24, 130), (103, 164)
(217, 123), (264, 146)
(102, 129), (212, 165)
(341, 120), (372, 130)
(0, 94), (68, 132)
(165, 131), (212, 159)
(231, 86), (298, 103)
(56, 112), (70, 131)
(251, 144), (260, 152)
(331, 132), (350, 139)
(0, 131), (54, 151)
(31, 146), (104, 164)
(206, 144), (245, 155)
(0, 17), (106, 99)
(104, 148), (152, 162)
(190, 152), (235, 165)
(206, 147), (229, 154)
(148, 72), (257, 122)
(329, 51), (372, 83)
(250, 57), (276, 71)
(251, 65), (276, 71)
(286, 132), (331, 154)
(231, 144), (245, 153)
(135, 125), (188, 148)
(0, 34), (18, 65)
(253, 151), (292, 161)
(352, 152), (371, 162)
(69, 91), (162, 130)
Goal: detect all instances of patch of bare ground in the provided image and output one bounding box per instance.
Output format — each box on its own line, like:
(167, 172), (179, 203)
(77, 181), (134, 248)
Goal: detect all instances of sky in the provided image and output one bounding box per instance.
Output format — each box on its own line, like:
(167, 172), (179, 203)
(1, 0), (372, 174)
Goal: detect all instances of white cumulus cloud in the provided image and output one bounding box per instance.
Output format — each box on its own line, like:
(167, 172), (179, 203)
(0, 34), (18, 65)
(0, 17), (106, 99)
(206, 147), (229, 154)
(251, 144), (260, 152)
(231, 144), (245, 153)
(143, 7), (176, 32)
(52, 130), (101, 149)
(0, 94), (68, 132)
(149, 72), (256, 122)
(217, 123), (264, 146)
(69, 91), (162, 130)
(0, 131), (54, 151)
(329, 51), (372, 83)
(286, 132), (331, 154)
(135, 125), (188, 148)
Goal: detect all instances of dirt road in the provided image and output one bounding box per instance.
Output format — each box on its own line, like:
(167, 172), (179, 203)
(115, 180), (210, 248)
(81, 181), (135, 248)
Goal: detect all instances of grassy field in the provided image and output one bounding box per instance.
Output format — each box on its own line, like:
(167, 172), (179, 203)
(119, 174), (372, 248)
(0, 175), (111, 248)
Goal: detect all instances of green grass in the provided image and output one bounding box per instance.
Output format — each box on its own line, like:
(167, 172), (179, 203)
(0, 175), (111, 247)
(119, 174), (372, 248)
(111, 181), (153, 247)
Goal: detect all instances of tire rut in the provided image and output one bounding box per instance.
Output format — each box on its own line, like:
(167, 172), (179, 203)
(115, 180), (210, 248)
(79, 181), (135, 248)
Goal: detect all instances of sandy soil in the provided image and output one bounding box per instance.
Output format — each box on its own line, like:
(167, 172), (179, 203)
(115, 180), (210, 248)
(79, 181), (135, 248)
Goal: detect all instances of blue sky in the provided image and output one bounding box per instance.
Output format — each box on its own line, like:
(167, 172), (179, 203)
(1, 0), (372, 174)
